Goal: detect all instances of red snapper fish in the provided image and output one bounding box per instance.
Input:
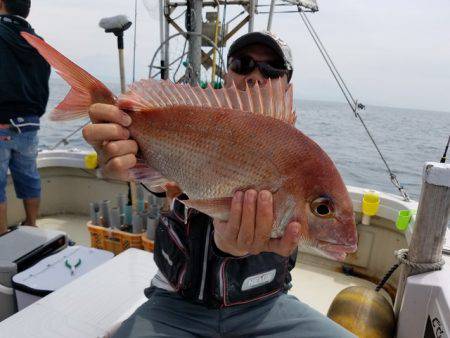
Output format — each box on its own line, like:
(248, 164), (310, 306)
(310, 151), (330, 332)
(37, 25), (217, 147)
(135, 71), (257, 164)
(22, 32), (357, 260)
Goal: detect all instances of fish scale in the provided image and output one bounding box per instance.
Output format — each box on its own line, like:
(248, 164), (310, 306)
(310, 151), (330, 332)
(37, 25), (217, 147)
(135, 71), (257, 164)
(22, 31), (358, 259)
(131, 109), (282, 200)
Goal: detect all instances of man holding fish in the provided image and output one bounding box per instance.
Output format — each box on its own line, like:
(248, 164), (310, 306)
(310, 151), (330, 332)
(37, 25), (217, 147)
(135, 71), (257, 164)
(22, 30), (356, 336)
(82, 32), (356, 337)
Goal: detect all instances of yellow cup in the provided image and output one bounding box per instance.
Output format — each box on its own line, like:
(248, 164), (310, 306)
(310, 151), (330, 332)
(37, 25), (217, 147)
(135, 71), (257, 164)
(84, 152), (98, 170)
(362, 191), (380, 216)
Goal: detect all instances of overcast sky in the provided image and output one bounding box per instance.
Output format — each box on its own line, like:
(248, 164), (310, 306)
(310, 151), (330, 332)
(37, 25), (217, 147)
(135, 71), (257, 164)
(28, 0), (450, 113)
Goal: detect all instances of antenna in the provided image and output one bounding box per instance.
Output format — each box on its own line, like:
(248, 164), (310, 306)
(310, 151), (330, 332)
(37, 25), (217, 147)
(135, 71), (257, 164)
(99, 15), (132, 93)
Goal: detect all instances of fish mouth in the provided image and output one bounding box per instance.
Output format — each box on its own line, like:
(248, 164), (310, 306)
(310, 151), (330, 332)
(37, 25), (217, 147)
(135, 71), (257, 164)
(318, 242), (357, 253)
(317, 241), (358, 262)
(299, 237), (358, 262)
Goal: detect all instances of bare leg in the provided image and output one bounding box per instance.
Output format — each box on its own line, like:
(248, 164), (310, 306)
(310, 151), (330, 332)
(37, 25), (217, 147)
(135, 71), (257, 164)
(23, 198), (40, 227)
(0, 202), (6, 234)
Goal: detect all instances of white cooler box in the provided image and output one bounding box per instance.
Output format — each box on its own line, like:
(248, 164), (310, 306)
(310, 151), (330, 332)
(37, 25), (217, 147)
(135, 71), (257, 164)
(12, 245), (114, 311)
(0, 226), (67, 321)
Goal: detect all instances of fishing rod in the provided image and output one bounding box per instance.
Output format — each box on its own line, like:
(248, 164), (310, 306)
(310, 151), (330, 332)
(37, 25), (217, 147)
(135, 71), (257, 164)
(49, 120), (90, 150)
(441, 135), (450, 163)
(297, 7), (410, 202)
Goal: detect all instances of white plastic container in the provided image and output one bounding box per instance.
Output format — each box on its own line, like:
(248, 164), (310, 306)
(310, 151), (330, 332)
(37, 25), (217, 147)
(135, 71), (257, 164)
(12, 245), (113, 311)
(0, 226), (67, 321)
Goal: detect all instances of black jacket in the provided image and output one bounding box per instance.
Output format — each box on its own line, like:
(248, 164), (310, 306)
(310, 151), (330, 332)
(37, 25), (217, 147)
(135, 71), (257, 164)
(152, 198), (298, 308)
(0, 15), (50, 124)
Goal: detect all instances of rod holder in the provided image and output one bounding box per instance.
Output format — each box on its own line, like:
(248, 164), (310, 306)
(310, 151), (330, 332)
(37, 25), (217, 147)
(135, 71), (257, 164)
(89, 202), (100, 225)
(101, 200), (111, 227)
(132, 212), (143, 234)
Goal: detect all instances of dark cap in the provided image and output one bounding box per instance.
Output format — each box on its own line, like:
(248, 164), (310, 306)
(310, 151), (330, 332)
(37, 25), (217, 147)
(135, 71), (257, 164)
(3, 0), (31, 18)
(228, 31), (293, 81)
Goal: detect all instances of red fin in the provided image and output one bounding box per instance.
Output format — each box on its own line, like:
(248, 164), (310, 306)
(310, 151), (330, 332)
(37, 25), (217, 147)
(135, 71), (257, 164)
(182, 197), (232, 221)
(118, 78), (296, 125)
(128, 160), (165, 183)
(21, 32), (116, 121)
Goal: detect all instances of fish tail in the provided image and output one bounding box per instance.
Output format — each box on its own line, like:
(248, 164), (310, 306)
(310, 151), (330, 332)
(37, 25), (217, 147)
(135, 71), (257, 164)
(21, 32), (116, 121)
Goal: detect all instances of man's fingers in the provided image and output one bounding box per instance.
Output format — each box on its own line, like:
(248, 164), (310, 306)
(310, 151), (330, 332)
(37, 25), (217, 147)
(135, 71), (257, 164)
(103, 140), (139, 162)
(102, 154), (137, 180)
(213, 219), (249, 257)
(251, 190), (274, 254)
(89, 103), (132, 126)
(213, 219), (227, 239)
(267, 222), (300, 257)
(237, 190), (257, 248)
(83, 124), (130, 145)
(221, 191), (244, 242)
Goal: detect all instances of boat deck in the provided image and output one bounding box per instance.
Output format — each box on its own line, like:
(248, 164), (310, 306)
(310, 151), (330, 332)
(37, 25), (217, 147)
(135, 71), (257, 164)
(37, 214), (91, 246)
(37, 213), (389, 315)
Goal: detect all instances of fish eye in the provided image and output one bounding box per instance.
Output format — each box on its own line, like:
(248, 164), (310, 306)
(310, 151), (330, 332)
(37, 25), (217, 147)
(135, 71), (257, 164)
(311, 197), (334, 218)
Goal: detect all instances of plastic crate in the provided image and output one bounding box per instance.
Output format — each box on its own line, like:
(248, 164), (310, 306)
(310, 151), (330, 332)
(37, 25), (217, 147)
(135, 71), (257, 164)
(87, 222), (107, 249)
(87, 222), (143, 255)
(141, 233), (155, 252)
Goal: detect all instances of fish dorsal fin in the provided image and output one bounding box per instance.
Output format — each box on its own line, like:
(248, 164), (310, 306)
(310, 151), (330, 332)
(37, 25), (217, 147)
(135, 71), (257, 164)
(118, 78), (296, 125)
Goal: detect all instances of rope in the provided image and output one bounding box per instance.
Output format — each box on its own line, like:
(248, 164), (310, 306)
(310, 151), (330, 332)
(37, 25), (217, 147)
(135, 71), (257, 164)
(148, 32), (225, 80)
(152, 52), (188, 79)
(298, 8), (410, 202)
(225, 10), (244, 26)
(173, 38), (189, 83)
(299, 10), (357, 108)
(375, 262), (400, 292)
(395, 248), (445, 272)
(173, 9), (187, 21)
(355, 110), (410, 201)
(375, 248), (445, 292)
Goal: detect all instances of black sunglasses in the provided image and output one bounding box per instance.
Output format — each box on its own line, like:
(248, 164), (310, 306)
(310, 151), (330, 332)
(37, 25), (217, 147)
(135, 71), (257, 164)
(228, 55), (289, 79)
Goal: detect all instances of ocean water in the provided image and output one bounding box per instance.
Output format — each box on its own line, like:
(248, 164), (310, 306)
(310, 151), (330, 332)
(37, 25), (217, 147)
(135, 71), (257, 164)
(39, 78), (450, 201)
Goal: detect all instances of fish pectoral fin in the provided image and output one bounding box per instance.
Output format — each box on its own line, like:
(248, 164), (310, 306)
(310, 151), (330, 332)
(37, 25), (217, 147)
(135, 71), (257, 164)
(181, 197), (232, 221)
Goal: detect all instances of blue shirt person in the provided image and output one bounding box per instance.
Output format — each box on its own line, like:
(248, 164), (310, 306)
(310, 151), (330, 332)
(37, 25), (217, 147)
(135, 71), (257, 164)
(0, 0), (50, 234)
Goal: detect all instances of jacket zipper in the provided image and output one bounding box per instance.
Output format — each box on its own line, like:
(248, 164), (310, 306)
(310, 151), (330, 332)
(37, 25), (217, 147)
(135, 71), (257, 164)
(219, 257), (229, 303)
(198, 223), (211, 301)
(161, 216), (186, 254)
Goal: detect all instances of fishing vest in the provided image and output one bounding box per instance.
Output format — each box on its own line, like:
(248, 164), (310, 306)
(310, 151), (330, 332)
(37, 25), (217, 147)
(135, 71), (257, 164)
(152, 198), (298, 308)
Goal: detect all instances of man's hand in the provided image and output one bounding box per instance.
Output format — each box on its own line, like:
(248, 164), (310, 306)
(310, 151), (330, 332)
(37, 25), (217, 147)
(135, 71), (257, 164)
(82, 103), (138, 180)
(213, 190), (301, 257)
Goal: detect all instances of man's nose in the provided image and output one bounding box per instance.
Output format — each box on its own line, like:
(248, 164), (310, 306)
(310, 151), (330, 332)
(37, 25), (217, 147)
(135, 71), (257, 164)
(246, 69), (267, 87)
